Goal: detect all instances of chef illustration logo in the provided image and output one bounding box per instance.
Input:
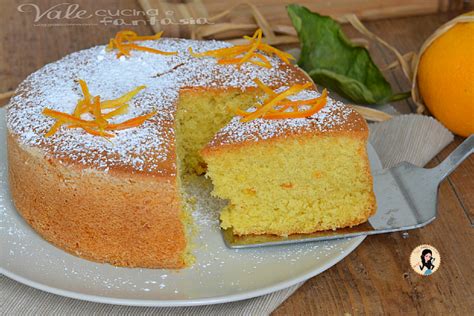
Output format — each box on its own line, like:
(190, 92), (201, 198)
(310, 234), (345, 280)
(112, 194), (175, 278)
(410, 244), (440, 276)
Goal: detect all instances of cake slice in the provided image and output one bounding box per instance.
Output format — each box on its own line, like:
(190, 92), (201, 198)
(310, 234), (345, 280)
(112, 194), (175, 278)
(201, 91), (376, 236)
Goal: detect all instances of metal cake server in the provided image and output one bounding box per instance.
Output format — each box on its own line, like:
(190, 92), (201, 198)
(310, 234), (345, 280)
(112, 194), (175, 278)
(223, 135), (473, 248)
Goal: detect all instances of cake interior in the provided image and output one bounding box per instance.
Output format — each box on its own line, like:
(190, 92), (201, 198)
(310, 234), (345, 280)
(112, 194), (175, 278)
(174, 88), (374, 238)
(173, 88), (257, 260)
(175, 88), (257, 175)
(203, 134), (375, 236)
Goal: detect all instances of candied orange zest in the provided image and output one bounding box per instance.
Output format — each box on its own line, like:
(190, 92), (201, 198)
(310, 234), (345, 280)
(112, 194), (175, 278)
(189, 28), (295, 68)
(101, 85), (145, 109)
(246, 59), (272, 68)
(45, 122), (62, 137)
(42, 80), (155, 138)
(237, 79), (327, 122)
(254, 78), (276, 97)
(251, 53), (272, 68)
(43, 108), (98, 127)
(269, 97), (320, 113)
(78, 79), (91, 103)
(80, 126), (115, 138)
(263, 90), (328, 119)
(243, 38), (295, 64)
(102, 103), (129, 119)
(73, 99), (89, 117)
(240, 83), (311, 122)
(107, 30), (176, 58)
(188, 46), (248, 58)
(216, 56), (271, 68)
(237, 29), (262, 67)
(105, 111), (156, 131)
(121, 43), (178, 56)
(92, 96), (108, 131)
(49, 97), (89, 134)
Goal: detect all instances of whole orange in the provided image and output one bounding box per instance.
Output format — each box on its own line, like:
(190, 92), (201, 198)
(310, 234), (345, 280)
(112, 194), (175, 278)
(417, 19), (474, 137)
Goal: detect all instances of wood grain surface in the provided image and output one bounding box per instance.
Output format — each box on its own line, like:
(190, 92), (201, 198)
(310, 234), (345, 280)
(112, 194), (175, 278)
(0, 1), (472, 315)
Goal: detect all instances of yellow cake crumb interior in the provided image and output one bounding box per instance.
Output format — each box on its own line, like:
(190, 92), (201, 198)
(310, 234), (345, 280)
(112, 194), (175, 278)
(175, 89), (257, 175)
(174, 88), (257, 261)
(202, 135), (375, 236)
(173, 88), (374, 244)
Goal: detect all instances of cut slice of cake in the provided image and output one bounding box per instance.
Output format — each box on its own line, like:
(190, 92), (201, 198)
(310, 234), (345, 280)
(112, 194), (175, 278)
(201, 90), (376, 237)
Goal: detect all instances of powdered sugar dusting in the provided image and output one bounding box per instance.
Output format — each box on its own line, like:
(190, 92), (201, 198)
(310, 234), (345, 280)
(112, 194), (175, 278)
(207, 88), (366, 147)
(7, 38), (303, 175)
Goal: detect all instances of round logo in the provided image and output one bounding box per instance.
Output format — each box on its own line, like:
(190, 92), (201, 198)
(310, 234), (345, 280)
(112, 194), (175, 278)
(410, 244), (440, 276)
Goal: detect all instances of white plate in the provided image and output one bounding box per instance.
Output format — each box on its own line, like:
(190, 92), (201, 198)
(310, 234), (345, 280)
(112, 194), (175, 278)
(0, 108), (382, 306)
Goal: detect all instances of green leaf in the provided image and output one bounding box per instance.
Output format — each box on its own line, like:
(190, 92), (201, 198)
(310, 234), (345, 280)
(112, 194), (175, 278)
(287, 4), (409, 105)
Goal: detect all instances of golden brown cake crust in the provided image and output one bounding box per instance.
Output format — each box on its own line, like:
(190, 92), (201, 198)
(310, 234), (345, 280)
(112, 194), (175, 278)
(8, 133), (186, 268)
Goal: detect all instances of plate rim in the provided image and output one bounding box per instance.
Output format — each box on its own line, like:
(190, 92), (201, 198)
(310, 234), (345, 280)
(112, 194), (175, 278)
(1, 236), (365, 307)
(1, 106), (380, 306)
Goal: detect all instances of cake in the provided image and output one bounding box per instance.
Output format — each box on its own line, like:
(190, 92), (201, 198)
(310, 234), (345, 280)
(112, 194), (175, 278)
(201, 92), (375, 236)
(6, 31), (375, 269)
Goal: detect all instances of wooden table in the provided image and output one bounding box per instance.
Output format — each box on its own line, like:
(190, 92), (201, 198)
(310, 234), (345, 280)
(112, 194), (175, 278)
(1, 1), (472, 314)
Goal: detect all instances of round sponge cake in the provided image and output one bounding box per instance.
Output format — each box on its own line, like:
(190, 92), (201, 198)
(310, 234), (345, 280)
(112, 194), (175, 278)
(6, 37), (315, 268)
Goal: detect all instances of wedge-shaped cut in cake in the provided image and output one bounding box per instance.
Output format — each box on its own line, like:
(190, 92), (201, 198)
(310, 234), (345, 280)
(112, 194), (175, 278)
(201, 91), (376, 236)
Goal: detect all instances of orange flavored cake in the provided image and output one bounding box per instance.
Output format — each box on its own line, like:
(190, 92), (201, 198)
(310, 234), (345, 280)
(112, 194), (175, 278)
(7, 31), (375, 268)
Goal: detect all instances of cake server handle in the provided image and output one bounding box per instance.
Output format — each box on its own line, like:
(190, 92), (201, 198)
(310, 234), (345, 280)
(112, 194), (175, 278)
(429, 135), (473, 184)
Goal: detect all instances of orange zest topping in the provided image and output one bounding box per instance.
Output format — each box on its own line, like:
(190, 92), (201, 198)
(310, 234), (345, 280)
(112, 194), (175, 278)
(105, 112), (157, 131)
(102, 103), (129, 119)
(236, 79), (328, 122)
(107, 30), (177, 58)
(80, 126), (116, 138)
(188, 29), (295, 68)
(101, 85), (145, 109)
(42, 80), (156, 138)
